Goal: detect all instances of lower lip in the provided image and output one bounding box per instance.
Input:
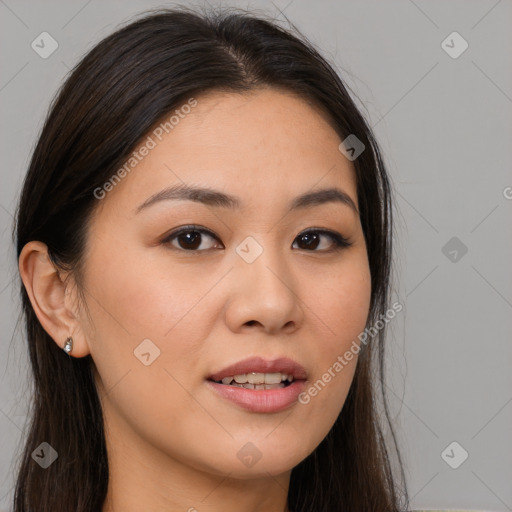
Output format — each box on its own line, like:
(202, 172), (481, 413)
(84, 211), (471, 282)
(206, 379), (307, 413)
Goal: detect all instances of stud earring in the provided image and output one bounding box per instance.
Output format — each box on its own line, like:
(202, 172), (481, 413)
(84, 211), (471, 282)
(63, 336), (73, 354)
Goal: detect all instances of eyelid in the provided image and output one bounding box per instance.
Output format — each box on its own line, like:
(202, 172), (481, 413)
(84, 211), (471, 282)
(161, 225), (352, 252)
(294, 227), (353, 249)
(161, 224), (222, 247)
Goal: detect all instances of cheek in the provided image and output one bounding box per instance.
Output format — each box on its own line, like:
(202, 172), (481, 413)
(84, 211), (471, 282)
(81, 243), (224, 412)
(84, 242), (220, 342)
(298, 257), (371, 421)
(83, 248), (229, 471)
(308, 256), (372, 352)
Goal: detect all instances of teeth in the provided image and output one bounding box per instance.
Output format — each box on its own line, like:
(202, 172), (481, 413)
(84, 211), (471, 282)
(229, 382), (285, 390)
(264, 372), (283, 384)
(247, 372), (264, 384)
(217, 372), (294, 386)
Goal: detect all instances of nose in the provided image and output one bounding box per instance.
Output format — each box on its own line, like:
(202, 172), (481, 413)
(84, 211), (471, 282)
(224, 243), (304, 335)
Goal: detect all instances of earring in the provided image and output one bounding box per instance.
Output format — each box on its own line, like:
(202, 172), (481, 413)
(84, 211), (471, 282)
(63, 336), (73, 354)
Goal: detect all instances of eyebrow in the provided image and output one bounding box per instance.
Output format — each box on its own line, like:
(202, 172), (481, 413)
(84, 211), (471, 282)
(135, 183), (359, 215)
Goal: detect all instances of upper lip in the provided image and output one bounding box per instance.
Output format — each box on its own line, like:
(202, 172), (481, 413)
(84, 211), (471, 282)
(207, 356), (308, 382)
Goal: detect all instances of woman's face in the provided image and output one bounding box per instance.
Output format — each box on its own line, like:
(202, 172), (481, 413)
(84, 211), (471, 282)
(79, 87), (371, 484)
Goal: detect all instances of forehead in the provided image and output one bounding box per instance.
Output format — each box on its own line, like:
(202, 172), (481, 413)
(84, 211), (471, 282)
(94, 87), (358, 217)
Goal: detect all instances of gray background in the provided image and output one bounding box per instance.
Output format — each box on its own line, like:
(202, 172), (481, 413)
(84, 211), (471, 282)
(1, 0), (511, 510)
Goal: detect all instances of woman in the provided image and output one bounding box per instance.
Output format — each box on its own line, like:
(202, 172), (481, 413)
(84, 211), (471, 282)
(13, 5), (409, 511)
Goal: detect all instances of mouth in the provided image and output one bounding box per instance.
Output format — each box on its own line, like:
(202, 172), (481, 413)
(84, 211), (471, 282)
(208, 372), (296, 390)
(205, 356), (308, 413)
(206, 355), (307, 385)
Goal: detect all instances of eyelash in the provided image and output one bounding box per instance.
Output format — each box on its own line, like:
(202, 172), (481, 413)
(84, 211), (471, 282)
(161, 224), (352, 253)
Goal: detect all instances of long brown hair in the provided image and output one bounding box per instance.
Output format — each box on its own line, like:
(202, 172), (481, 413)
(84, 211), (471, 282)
(13, 5), (409, 510)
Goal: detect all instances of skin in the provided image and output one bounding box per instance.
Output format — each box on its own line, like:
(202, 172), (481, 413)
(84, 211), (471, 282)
(19, 87), (371, 512)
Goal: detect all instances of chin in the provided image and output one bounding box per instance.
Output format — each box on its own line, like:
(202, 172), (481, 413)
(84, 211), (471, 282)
(195, 441), (310, 479)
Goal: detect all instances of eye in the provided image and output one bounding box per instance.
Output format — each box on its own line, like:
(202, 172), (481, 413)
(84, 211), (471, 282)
(292, 229), (352, 252)
(162, 226), (351, 253)
(162, 225), (223, 251)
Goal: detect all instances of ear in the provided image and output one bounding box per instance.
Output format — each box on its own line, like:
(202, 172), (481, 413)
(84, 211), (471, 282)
(18, 241), (90, 358)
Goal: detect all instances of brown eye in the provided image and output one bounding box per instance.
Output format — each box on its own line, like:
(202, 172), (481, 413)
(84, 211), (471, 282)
(163, 226), (223, 251)
(292, 229), (352, 252)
